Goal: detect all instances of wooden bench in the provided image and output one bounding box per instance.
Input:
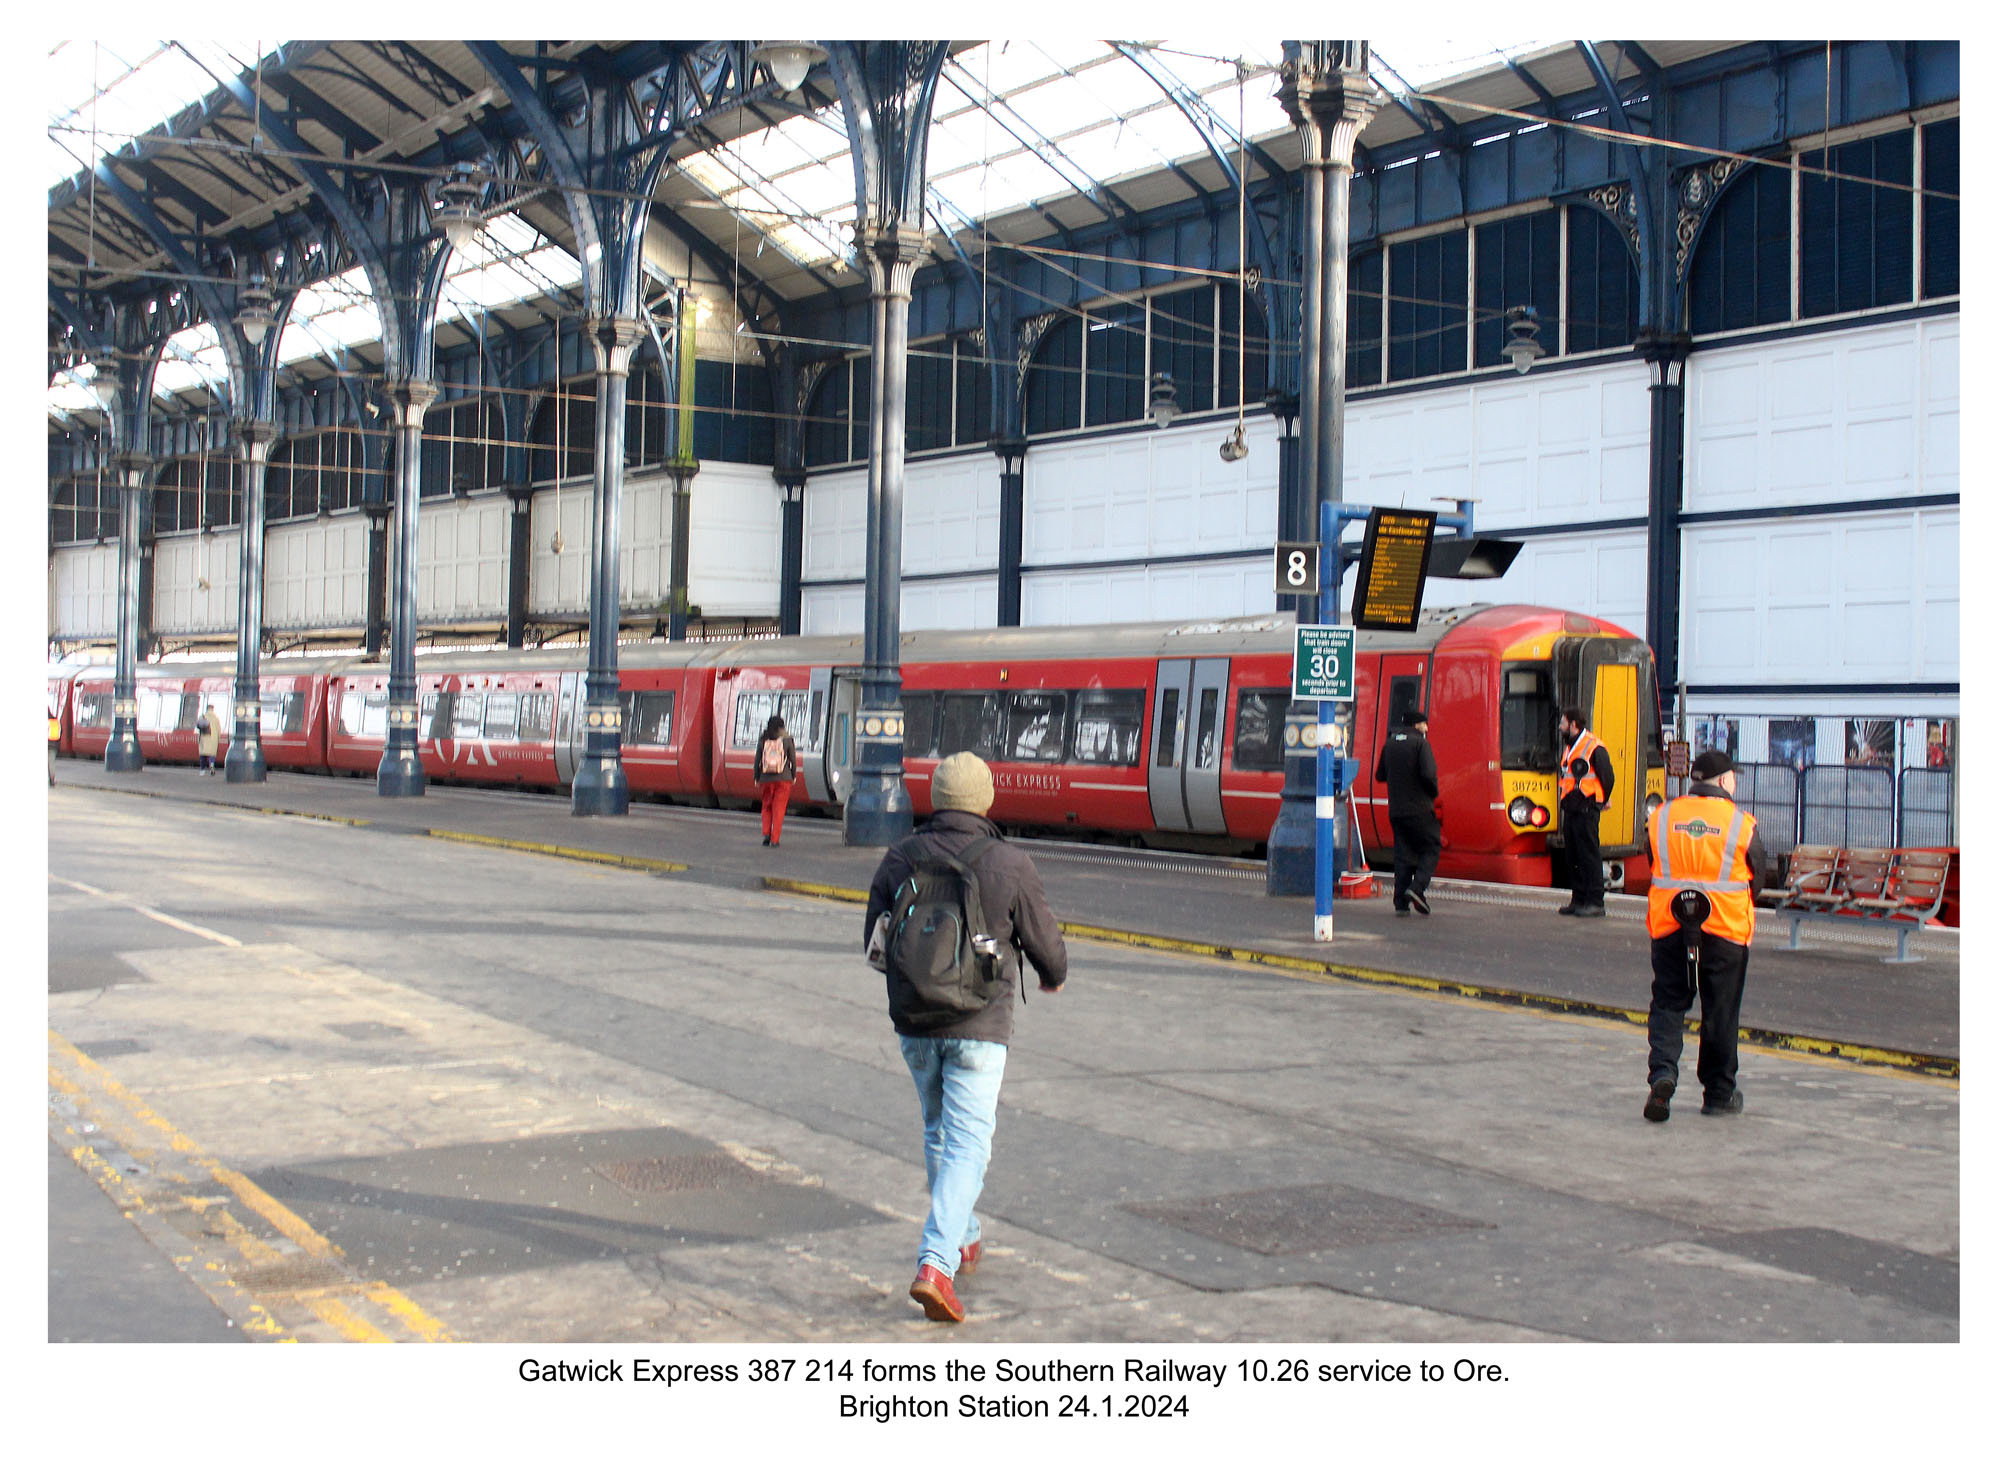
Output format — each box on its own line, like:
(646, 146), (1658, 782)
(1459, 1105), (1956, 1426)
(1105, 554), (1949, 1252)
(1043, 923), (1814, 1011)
(1761, 844), (1952, 964)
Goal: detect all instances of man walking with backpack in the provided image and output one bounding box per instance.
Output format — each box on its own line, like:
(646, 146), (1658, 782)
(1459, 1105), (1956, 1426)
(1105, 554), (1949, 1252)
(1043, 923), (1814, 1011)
(863, 751), (1068, 1323)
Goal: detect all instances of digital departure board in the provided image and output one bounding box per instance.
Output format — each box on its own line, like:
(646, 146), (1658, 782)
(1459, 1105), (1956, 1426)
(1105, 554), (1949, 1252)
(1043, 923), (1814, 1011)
(1351, 508), (1437, 632)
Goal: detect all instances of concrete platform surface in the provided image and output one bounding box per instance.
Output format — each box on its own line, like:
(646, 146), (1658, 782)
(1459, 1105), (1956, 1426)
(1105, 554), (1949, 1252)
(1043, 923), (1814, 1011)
(47, 774), (1957, 1349)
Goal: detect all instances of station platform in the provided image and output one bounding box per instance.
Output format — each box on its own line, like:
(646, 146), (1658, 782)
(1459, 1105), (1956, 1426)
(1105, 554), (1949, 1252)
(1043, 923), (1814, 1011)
(48, 759), (1959, 1344)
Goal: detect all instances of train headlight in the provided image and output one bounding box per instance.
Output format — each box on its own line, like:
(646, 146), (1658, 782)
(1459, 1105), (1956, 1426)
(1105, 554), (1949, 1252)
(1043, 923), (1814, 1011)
(1645, 792), (1663, 816)
(1508, 796), (1534, 827)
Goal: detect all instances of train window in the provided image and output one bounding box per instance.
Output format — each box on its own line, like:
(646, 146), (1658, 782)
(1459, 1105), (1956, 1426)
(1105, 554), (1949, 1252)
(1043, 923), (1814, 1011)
(901, 692), (936, 758)
(620, 691), (674, 747)
(362, 692), (388, 739)
(340, 690), (368, 737)
(1232, 689), (1289, 772)
(734, 690), (779, 748)
(804, 689), (826, 754)
(1071, 690), (1145, 766)
(76, 691), (111, 728)
(1193, 688), (1220, 770)
(520, 693), (554, 741)
(205, 693), (236, 734)
(778, 691), (811, 743)
(422, 692), (455, 740)
(1499, 663), (1559, 771)
(451, 692), (484, 739)
(1155, 688), (1182, 767)
(938, 692), (1004, 760)
(258, 693), (304, 735)
(178, 693), (202, 730)
(137, 690), (170, 732)
(1005, 692), (1067, 763)
(1386, 676), (1424, 732)
(484, 692), (521, 742)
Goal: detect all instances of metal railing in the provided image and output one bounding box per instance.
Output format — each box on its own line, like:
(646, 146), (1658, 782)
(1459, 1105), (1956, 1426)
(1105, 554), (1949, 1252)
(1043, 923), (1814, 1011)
(1721, 762), (1955, 854)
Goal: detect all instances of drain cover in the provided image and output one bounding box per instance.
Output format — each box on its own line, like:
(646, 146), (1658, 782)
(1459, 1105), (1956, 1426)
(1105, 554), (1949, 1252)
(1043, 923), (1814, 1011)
(76, 1038), (148, 1060)
(593, 1154), (766, 1195)
(1126, 1181), (1492, 1256)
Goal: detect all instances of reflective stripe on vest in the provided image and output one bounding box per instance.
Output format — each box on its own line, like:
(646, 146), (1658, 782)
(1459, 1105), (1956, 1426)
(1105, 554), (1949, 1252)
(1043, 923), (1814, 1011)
(1559, 730), (1607, 804)
(1647, 797), (1756, 945)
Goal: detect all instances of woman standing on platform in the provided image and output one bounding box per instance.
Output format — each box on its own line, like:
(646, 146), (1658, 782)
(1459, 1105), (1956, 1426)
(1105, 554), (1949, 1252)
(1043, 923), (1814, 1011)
(755, 714), (798, 847)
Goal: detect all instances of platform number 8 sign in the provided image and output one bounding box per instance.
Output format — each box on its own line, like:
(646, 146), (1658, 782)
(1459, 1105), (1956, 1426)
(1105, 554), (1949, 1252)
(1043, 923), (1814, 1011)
(1274, 541), (1319, 599)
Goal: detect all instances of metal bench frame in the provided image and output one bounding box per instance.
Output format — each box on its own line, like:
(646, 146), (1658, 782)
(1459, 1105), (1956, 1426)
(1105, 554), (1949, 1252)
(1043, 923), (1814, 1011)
(1765, 844), (1951, 964)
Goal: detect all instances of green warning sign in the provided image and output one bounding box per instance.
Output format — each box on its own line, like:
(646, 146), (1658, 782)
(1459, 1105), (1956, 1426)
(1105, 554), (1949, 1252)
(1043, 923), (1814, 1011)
(1292, 624), (1355, 701)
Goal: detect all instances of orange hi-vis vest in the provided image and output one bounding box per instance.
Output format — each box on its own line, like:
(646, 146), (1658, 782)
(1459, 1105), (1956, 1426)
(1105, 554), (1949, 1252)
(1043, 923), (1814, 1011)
(1560, 729), (1607, 804)
(48, 715), (61, 742)
(1647, 794), (1758, 946)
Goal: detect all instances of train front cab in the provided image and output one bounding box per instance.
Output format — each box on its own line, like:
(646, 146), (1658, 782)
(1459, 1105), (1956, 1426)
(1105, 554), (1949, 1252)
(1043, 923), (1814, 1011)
(1499, 628), (1664, 892)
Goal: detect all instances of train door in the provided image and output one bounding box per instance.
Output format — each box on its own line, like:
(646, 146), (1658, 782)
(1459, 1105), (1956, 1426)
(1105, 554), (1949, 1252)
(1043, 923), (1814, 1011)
(1590, 660), (1639, 849)
(821, 673), (861, 804)
(1147, 657), (1230, 834)
(800, 668), (835, 802)
(553, 672), (585, 784)
(1366, 654), (1430, 848)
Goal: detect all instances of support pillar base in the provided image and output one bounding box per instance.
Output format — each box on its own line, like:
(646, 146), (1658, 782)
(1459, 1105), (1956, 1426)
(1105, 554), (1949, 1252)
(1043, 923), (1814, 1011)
(571, 756), (629, 816)
(103, 730), (144, 774)
(1266, 785), (1317, 896)
(841, 771), (912, 847)
(377, 746), (426, 798)
(224, 736), (268, 784)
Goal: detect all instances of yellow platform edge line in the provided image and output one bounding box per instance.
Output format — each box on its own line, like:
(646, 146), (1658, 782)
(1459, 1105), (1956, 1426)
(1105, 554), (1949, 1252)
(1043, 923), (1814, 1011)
(758, 876), (1957, 1083)
(48, 1031), (455, 1342)
(424, 826), (688, 873)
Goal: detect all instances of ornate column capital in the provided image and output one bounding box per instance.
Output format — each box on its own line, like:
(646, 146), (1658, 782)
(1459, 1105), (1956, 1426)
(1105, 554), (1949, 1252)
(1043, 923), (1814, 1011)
(1280, 41), (1384, 170)
(859, 225), (927, 300)
(590, 316), (647, 376)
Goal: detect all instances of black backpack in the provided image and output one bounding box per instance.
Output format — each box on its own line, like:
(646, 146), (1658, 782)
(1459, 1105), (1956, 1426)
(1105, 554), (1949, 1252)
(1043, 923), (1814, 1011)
(878, 837), (1006, 1030)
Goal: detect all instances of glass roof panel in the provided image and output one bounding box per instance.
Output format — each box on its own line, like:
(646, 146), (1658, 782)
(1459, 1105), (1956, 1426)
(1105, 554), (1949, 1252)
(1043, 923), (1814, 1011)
(47, 40), (268, 192)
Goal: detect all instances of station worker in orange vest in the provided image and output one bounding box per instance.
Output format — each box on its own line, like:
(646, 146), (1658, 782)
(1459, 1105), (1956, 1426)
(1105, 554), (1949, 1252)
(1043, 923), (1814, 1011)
(1556, 706), (1615, 917)
(1641, 748), (1767, 1123)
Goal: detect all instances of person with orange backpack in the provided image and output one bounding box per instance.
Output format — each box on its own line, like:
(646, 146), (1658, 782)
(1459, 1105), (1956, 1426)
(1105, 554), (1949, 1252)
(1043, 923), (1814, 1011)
(754, 714), (798, 846)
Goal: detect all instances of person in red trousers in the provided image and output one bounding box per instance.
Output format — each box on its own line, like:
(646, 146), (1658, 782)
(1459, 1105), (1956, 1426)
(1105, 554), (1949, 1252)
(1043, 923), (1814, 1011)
(754, 714), (797, 846)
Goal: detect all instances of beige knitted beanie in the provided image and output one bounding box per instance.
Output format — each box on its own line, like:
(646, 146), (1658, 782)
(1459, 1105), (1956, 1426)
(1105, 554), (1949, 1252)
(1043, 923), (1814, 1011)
(930, 751), (995, 814)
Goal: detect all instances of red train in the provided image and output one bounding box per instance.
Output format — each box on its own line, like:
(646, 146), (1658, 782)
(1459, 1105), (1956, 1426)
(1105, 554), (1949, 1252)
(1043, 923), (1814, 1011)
(49, 603), (1667, 892)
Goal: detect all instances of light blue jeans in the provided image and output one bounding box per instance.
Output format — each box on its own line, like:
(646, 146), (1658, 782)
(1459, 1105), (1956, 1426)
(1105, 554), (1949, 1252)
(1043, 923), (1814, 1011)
(899, 1035), (1008, 1277)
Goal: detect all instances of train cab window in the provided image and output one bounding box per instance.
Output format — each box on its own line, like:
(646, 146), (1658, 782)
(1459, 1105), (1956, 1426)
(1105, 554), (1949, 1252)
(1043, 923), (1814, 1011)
(1231, 689), (1289, 772)
(1005, 692), (1067, 763)
(901, 692), (937, 758)
(778, 691), (812, 743)
(619, 691), (674, 747)
(938, 692), (1004, 760)
(452, 692), (484, 739)
(1193, 688), (1221, 770)
(1071, 689), (1145, 766)
(484, 692), (521, 742)
(1385, 676), (1424, 733)
(1499, 665), (1559, 771)
(1155, 688), (1182, 767)
(733, 690), (779, 748)
(520, 693), (554, 741)
(422, 692), (455, 740)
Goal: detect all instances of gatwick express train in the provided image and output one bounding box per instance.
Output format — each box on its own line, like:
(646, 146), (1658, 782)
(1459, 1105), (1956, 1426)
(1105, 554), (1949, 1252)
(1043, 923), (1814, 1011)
(50, 603), (1667, 891)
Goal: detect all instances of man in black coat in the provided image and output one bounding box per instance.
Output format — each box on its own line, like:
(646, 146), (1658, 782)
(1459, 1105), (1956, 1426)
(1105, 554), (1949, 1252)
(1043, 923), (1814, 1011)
(1375, 709), (1442, 916)
(1557, 706), (1617, 917)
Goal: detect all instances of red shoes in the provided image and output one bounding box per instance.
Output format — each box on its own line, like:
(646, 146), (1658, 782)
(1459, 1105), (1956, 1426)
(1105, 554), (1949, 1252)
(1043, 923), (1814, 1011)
(909, 1263), (964, 1323)
(958, 1241), (982, 1275)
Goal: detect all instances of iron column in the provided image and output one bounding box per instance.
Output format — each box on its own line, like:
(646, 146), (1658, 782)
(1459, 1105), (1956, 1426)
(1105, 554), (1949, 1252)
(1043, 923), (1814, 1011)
(571, 317), (644, 816)
(994, 436), (1027, 627)
(224, 419), (276, 783)
(843, 227), (924, 846)
(777, 469), (806, 636)
(104, 448), (151, 773)
(1268, 42), (1381, 899)
(1639, 332), (1692, 692)
(377, 383), (435, 796)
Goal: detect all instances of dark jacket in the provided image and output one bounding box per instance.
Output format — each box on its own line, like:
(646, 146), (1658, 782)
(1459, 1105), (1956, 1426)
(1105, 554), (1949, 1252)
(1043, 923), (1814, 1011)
(753, 731), (797, 784)
(1560, 737), (1616, 813)
(864, 809), (1068, 1044)
(1648, 780), (1769, 899)
(1375, 727), (1440, 826)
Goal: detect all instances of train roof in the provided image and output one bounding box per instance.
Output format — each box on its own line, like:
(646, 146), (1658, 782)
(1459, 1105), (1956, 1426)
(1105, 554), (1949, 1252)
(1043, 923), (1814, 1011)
(66, 604), (1638, 681)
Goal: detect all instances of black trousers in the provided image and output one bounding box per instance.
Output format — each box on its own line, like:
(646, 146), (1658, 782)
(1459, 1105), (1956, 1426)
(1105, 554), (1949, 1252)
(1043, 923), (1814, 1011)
(1647, 931), (1749, 1102)
(1560, 802), (1603, 906)
(1390, 815), (1441, 908)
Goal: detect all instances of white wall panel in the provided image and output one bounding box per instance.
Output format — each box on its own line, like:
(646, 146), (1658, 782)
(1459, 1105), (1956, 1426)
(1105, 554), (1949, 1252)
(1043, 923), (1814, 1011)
(1686, 316), (1957, 510)
(801, 585), (862, 636)
(48, 544), (119, 639)
(903, 457), (1000, 574)
(1490, 529), (1647, 637)
(1021, 557), (1274, 627)
(148, 534), (238, 635)
(415, 497), (509, 620)
(902, 577), (998, 632)
(529, 490), (593, 614)
(263, 518), (367, 628)
(1349, 360), (1650, 526)
(1022, 416), (1279, 566)
(1681, 508), (1956, 685)
(690, 461), (782, 617)
(802, 467), (866, 581)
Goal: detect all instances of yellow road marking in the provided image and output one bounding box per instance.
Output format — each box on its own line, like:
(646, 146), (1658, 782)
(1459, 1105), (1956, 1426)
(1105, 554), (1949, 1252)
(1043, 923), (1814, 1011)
(424, 827), (687, 873)
(49, 1031), (453, 1343)
(759, 876), (1958, 1083)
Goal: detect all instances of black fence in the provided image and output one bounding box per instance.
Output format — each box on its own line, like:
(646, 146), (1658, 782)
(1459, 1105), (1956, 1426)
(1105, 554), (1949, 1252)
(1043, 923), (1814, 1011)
(1720, 762), (1955, 853)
